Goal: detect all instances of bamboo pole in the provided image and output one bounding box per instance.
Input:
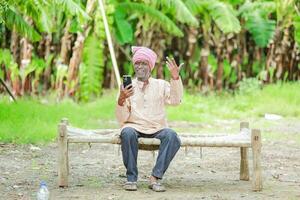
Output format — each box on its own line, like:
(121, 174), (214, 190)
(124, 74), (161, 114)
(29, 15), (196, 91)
(67, 136), (251, 147)
(0, 78), (16, 102)
(98, 0), (121, 87)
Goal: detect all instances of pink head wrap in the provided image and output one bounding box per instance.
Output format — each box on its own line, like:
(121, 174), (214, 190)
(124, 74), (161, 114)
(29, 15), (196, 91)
(131, 46), (157, 71)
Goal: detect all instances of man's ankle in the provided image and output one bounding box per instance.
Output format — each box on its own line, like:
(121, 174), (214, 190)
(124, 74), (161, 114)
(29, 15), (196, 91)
(150, 175), (158, 183)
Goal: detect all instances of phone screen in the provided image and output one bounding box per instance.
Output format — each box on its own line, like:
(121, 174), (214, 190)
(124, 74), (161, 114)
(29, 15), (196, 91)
(123, 75), (132, 89)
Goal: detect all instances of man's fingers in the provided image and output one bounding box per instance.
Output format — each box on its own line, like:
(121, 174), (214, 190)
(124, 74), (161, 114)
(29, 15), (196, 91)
(179, 63), (184, 70)
(166, 61), (172, 70)
(166, 56), (173, 66)
(171, 57), (178, 68)
(125, 84), (133, 90)
(167, 56), (179, 69)
(128, 87), (134, 92)
(127, 91), (134, 97)
(129, 90), (134, 95)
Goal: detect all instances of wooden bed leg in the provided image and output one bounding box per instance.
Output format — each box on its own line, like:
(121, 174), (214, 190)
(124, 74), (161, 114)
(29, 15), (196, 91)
(240, 122), (249, 181)
(58, 118), (69, 187)
(251, 129), (262, 191)
(240, 147), (249, 180)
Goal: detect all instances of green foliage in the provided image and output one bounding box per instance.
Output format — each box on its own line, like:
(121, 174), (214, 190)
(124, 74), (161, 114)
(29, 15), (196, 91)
(208, 54), (218, 73)
(114, 7), (133, 44)
(37, 1), (53, 33)
(224, 0), (245, 6)
(117, 2), (184, 37)
(238, 1), (276, 16)
(55, 63), (68, 88)
(238, 77), (262, 94)
(0, 48), (13, 67)
(69, 18), (84, 33)
(185, 0), (205, 15)
(16, 0), (52, 33)
(245, 11), (276, 47)
(79, 34), (104, 101)
(3, 7), (41, 41)
(239, 1), (276, 47)
(275, 0), (296, 28)
(9, 62), (19, 82)
(29, 56), (48, 89)
(0, 48), (19, 81)
(54, 0), (90, 20)
(186, 0), (241, 33)
(223, 59), (231, 80)
(203, 0), (241, 33)
(156, 0), (199, 27)
(1, 83), (300, 143)
(252, 60), (261, 75)
(294, 15), (300, 46)
(0, 0), (9, 24)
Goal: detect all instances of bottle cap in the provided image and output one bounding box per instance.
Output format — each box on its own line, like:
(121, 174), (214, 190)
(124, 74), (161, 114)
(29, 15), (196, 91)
(40, 181), (47, 187)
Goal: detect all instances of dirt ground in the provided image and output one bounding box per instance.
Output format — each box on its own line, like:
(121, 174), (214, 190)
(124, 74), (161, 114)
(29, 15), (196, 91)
(1, 119), (300, 200)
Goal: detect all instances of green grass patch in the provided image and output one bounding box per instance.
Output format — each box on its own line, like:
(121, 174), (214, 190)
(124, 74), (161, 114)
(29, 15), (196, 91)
(0, 82), (299, 143)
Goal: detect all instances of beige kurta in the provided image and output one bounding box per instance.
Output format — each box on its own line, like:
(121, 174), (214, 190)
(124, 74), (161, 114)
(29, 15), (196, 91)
(115, 77), (183, 134)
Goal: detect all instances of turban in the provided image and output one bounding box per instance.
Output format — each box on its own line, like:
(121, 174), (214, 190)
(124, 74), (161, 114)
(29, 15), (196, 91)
(131, 46), (157, 71)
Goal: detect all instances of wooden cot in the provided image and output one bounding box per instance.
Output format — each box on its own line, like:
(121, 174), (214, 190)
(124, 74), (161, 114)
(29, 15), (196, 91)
(57, 118), (262, 191)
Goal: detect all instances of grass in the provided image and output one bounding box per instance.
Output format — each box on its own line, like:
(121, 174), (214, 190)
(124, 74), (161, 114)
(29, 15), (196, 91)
(168, 82), (300, 122)
(0, 82), (299, 144)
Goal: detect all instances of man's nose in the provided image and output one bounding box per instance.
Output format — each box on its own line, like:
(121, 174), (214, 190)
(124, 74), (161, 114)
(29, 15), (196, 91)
(137, 64), (143, 69)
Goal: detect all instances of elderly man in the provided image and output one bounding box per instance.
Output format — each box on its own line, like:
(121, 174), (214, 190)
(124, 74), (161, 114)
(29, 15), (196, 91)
(115, 46), (183, 192)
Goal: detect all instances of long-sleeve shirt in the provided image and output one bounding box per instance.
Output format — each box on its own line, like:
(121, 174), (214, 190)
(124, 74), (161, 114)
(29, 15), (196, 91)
(115, 77), (183, 134)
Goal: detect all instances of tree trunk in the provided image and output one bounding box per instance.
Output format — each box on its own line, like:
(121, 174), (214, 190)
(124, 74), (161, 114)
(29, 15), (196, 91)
(60, 20), (72, 65)
(10, 27), (19, 64)
(154, 35), (165, 79)
(184, 27), (198, 85)
(276, 28), (290, 80)
(246, 42), (254, 78)
(200, 25), (210, 88)
(19, 36), (33, 95)
(216, 35), (226, 91)
(66, 33), (85, 96)
(266, 27), (281, 82)
(216, 56), (224, 91)
(66, 0), (96, 96)
(1, 26), (8, 48)
(43, 34), (53, 91)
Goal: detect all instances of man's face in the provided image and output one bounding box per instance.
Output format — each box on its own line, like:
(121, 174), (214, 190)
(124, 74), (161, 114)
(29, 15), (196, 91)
(134, 61), (150, 81)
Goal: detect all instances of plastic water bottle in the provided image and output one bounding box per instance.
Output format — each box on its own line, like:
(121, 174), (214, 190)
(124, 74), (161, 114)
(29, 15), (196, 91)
(37, 181), (49, 200)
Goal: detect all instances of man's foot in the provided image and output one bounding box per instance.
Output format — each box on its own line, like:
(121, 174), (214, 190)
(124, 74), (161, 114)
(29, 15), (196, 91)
(123, 181), (137, 191)
(149, 175), (166, 192)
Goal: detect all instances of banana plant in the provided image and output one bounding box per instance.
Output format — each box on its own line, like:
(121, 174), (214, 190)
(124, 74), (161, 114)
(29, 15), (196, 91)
(238, 0), (276, 47)
(185, 0), (241, 90)
(78, 11), (105, 101)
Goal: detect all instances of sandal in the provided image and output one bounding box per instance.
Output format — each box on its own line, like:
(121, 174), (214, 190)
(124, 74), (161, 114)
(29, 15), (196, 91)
(123, 181), (137, 191)
(148, 182), (166, 192)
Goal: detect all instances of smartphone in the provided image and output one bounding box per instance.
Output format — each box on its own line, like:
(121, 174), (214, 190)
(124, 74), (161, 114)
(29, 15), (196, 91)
(123, 75), (132, 89)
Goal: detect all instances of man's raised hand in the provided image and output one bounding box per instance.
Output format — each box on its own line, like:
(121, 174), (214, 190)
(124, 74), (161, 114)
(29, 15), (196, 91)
(166, 56), (184, 80)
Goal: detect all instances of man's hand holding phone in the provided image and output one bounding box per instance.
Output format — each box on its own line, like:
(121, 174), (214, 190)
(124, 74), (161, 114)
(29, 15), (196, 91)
(118, 75), (134, 106)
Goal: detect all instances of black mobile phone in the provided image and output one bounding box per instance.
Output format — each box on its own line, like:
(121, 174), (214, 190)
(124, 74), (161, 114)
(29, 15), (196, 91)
(123, 75), (132, 89)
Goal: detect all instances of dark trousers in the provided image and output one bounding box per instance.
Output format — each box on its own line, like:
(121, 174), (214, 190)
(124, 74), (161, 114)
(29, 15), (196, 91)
(120, 127), (181, 182)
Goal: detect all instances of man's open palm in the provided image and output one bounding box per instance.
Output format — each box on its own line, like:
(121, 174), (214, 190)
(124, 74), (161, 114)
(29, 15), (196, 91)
(166, 56), (184, 80)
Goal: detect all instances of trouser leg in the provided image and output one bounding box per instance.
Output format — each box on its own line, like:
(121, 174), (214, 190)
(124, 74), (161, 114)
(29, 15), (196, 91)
(120, 127), (139, 182)
(151, 128), (181, 179)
